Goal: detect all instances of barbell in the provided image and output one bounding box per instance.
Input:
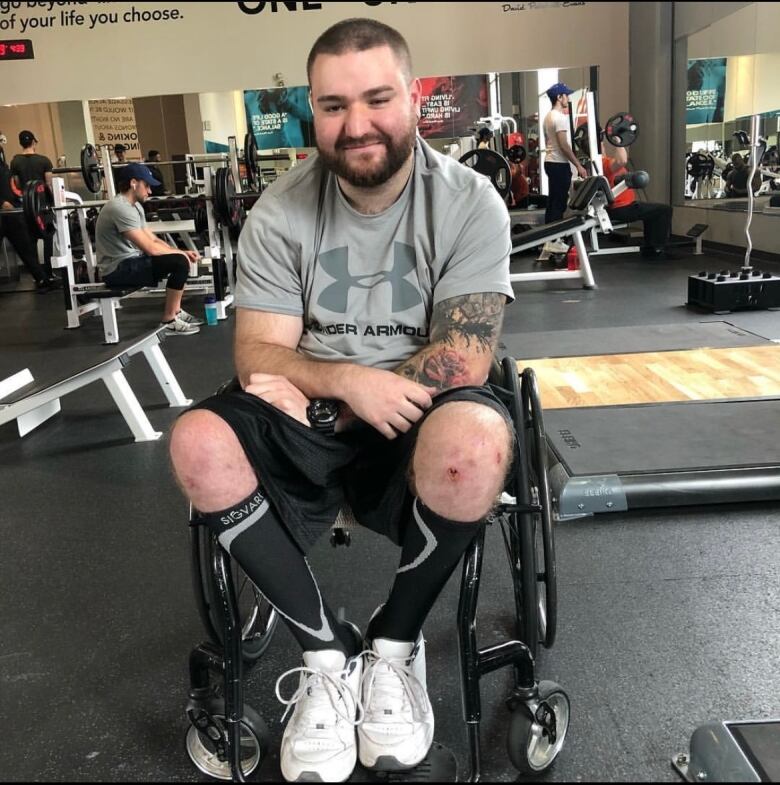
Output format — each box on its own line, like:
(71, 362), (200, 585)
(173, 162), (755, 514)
(52, 133), (260, 194)
(3, 168), (258, 240)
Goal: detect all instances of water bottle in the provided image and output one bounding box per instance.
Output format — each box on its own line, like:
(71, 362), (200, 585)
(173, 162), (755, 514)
(204, 295), (219, 326)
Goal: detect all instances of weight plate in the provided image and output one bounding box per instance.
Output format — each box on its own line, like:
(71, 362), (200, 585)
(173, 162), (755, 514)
(23, 180), (56, 240)
(80, 143), (102, 193)
(194, 205), (208, 237)
(458, 148), (511, 199)
(214, 168), (243, 231)
(604, 112), (639, 148)
(244, 133), (259, 192)
(507, 144), (527, 164)
(573, 124), (590, 157)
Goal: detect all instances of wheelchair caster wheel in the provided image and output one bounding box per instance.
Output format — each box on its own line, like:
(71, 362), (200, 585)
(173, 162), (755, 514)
(506, 681), (570, 775)
(185, 697), (268, 780)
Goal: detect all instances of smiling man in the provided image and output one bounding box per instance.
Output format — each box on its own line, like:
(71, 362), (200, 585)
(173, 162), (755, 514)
(170, 18), (514, 782)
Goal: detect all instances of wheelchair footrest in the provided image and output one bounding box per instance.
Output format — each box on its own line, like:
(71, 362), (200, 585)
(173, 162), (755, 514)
(257, 742), (457, 781)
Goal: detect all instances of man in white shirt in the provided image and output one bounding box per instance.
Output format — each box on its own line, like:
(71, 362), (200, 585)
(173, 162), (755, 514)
(542, 82), (587, 229)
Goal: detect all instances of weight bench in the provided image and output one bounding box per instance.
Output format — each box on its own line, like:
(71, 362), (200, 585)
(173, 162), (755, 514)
(50, 176), (234, 344)
(509, 172), (649, 290)
(0, 329), (191, 442)
(510, 175), (616, 289)
(589, 221), (641, 257)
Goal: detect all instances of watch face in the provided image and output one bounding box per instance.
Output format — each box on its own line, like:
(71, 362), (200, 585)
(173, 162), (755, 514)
(308, 399), (338, 428)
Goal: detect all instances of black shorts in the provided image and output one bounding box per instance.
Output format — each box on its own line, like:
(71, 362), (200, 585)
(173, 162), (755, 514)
(190, 385), (514, 553)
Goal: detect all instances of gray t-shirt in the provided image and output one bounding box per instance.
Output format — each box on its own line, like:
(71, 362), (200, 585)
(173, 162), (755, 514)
(95, 194), (145, 276)
(236, 137), (513, 370)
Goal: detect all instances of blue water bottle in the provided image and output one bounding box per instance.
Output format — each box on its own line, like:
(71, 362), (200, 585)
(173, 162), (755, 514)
(204, 295), (219, 326)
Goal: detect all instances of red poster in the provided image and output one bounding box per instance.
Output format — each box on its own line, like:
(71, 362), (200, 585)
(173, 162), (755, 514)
(417, 75), (489, 139)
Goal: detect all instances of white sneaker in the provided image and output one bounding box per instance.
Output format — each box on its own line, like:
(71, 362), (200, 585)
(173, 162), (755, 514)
(547, 239), (570, 254)
(177, 308), (205, 326)
(159, 316), (200, 336)
(276, 650), (363, 782)
(358, 635), (434, 771)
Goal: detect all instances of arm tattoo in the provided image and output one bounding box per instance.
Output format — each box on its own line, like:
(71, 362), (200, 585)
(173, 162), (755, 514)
(397, 293), (505, 390)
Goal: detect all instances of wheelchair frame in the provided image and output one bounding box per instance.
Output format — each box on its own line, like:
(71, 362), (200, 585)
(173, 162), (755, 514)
(183, 359), (568, 782)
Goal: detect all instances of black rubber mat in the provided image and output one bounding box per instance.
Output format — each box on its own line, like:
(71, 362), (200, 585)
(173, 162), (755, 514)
(504, 320), (766, 360)
(546, 398), (780, 474)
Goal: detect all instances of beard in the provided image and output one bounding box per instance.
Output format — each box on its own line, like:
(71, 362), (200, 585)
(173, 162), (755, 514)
(317, 120), (417, 188)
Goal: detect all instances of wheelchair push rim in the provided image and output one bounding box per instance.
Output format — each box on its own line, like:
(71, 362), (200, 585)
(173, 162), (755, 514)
(520, 366), (558, 649)
(498, 358), (558, 653)
(499, 356), (541, 657)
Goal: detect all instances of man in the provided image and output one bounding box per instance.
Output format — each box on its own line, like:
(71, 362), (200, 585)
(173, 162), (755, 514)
(113, 144), (128, 164)
(540, 83), (588, 259)
(10, 130), (55, 278)
(725, 153), (760, 198)
(0, 156), (55, 291)
(145, 150), (167, 196)
(600, 129), (672, 258)
(169, 18), (514, 783)
(94, 162), (203, 335)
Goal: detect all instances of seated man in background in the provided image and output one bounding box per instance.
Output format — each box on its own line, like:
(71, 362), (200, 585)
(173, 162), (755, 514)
(725, 153), (761, 198)
(600, 129), (672, 258)
(145, 150), (167, 196)
(94, 162), (202, 336)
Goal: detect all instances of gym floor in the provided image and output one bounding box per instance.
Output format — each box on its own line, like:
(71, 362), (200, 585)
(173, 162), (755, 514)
(1, 236), (778, 782)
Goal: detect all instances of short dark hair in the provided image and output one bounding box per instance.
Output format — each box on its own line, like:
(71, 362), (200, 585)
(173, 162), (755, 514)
(147, 150), (159, 159)
(114, 144), (126, 153)
(306, 18), (412, 85)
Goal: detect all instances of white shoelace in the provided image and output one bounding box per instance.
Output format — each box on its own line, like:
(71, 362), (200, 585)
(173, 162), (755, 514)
(359, 649), (431, 725)
(275, 665), (365, 727)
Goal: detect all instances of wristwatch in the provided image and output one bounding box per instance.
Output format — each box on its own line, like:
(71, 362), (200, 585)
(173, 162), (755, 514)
(306, 399), (339, 435)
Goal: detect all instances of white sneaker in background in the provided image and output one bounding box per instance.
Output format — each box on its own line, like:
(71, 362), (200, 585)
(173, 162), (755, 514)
(177, 308), (205, 326)
(548, 239), (570, 254)
(159, 316), (200, 336)
(358, 634), (434, 771)
(277, 649), (363, 783)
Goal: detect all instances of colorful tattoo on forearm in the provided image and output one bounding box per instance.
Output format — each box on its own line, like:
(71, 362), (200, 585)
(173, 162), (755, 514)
(397, 293), (505, 390)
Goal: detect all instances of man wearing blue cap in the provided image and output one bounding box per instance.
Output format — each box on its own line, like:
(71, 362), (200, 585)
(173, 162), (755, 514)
(95, 162), (203, 335)
(542, 83), (587, 239)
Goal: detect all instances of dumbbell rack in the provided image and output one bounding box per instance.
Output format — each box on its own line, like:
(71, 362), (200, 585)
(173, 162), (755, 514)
(687, 268), (780, 313)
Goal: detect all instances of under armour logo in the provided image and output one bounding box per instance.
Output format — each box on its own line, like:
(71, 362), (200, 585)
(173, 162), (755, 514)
(317, 243), (423, 314)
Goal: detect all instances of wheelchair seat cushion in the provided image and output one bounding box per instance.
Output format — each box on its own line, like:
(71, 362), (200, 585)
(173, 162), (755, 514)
(188, 385), (513, 553)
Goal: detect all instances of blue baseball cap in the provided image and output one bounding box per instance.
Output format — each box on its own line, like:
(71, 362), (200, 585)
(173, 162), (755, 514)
(118, 162), (160, 187)
(546, 82), (574, 101)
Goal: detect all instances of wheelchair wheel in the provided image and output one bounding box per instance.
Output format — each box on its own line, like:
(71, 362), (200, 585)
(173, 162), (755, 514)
(190, 508), (279, 663)
(185, 697), (268, 780)
(506, 681), (570, 774)
(520, 367), (558, 649)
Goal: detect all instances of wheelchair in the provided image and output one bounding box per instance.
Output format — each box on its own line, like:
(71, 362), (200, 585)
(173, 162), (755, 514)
(183, 357), (570, 782)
